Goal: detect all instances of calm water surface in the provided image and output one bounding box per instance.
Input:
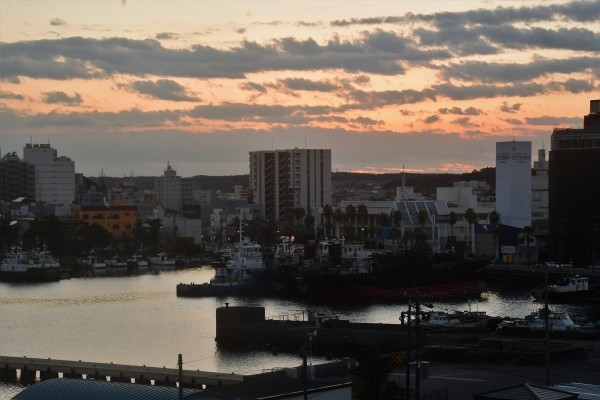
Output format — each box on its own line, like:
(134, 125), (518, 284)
(0, 265), (593, 398)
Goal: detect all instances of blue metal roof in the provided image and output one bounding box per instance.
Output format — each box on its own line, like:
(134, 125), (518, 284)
(13, 379), (203, 400)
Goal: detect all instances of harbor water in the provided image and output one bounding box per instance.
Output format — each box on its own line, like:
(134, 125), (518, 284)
(0, 265), (595, 399)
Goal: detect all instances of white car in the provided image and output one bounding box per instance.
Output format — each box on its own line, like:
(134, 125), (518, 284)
(545, 262), (560, 269)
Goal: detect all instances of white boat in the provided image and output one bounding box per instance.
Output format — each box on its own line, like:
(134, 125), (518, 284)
(498, 309), (579, 332)
(1, 245), (61, 282)
(127, 253), (148, 267)
(315, 238), (372, 273)
(177, 222), (265, 297)
(84, 251), (106, 269)
(148, 252), (176, 266)
(423, 312), (461, 326)
(528, 309), (579, 332)
(105, 256), (127, 267)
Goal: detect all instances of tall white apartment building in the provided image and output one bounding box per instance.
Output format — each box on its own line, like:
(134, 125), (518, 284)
(154, 162), (181, 212)
(249, 148), (332, 222)
(495, 141), (532, 228)
(23, 143), (75, 205)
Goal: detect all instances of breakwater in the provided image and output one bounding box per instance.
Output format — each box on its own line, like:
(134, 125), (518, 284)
(0, 356), (242, 388)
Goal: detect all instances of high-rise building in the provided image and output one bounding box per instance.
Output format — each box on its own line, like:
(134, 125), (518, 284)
(0, 152), (35, 202)
(532, 148), (549, 234)
(154, 162), (182, 212)
(549, 99), (600, 265)
(249, 148), (332, 222)
(495, 141), (532, 229)
(23, 143), (75, 205)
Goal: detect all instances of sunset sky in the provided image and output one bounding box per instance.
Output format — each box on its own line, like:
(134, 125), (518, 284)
(1, 0), (598, 177)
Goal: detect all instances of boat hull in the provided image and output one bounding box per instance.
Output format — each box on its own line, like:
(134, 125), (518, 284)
(0, 267), (61, 282)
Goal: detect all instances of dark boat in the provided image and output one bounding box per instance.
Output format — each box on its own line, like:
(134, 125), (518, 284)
(531, 275), (600, 303)
(289, 236), (490, 302)
(0, 245), (61, 282)
(177, 237), (268, 297)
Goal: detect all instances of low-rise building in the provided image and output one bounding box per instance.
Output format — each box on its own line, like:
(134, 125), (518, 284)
(72, 201), (138, 239)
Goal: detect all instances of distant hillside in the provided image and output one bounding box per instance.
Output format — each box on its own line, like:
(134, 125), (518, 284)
(333, 167), (495, 196)
(90, 168), (495, 195)
(90, 175), (249, 191)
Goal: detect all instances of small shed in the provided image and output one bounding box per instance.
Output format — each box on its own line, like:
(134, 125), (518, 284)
(474, 383), (579, 399)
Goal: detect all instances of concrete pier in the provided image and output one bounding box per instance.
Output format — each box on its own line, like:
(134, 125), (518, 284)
(0, 356), (244, 387)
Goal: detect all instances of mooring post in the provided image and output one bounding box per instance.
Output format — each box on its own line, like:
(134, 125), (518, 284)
(178, 353), (183, 400)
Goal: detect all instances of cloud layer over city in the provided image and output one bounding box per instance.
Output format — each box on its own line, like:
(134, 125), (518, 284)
(0, 0), (597, 176)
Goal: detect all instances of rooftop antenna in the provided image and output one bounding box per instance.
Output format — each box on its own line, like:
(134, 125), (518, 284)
(402, 165), (406, 201)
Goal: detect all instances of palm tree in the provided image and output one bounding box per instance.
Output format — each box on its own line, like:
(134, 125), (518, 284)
(345, 204), (357, 239)
(464, 208), (479, 257)
(522, 225), (535, 267)
(489, 210), (501, 262)
(323, 204), (333, 237)
(357, 204), (369, 240)
(333, 208), (345, 238)
(292, 207), (305, 232)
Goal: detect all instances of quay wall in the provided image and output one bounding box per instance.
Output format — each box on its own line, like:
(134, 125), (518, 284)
(0, 356), (243, 387)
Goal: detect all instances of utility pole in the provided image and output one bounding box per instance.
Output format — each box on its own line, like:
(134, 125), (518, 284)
(405, 300), (412, 399)
(303, 334), (308, 400)
(544, 266), (550, 386)
(178, 353), (183, 400)
(415, 297), (421, 399)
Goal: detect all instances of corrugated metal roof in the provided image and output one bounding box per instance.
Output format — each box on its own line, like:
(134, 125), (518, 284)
(474, 383), (578, 400)
(13, 378), (202, 400)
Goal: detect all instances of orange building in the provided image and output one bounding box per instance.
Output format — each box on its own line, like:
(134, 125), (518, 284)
(73, 202), (138, 239)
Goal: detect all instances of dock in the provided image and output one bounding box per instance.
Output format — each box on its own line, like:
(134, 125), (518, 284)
(0, 355), (243, 388)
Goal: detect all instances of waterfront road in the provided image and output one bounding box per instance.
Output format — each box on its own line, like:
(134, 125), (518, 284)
(392, 342), (600, 398)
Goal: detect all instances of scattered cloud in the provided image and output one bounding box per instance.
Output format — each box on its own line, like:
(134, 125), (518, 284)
(525, 116), (582, 125)
(126, 79), (200, 102)
(0, 91), (24, 100)
(438, 107), (483, 116)
(50, 18), (67, 26)
(423, 115), (439, 124)
(500, 102), (522, 113)
(42, 91), (83, 105)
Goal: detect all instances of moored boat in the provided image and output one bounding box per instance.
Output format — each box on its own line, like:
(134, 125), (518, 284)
(148, 252), (176, 266)
(84, 250), (106, 269)
(127, 253), (148, 267)
(531, 275), (600, 303)
(177, 233), (267, 297)
(0, 245), (61, 282)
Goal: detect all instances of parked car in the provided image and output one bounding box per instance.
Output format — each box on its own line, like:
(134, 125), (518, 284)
(545, 262), (560, 269)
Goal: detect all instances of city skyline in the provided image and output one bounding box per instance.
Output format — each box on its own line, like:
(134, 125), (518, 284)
(0, 0), (597, 177)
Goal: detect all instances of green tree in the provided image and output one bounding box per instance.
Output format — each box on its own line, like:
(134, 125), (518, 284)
(345, 204), (357, 239)
(333, 208), (345, 238)
(351, 349), (399, 400)
(323, 204), (333, 237)
(357, 203), (368, 225)
(80, 223), (112, 252)
(292, 207), (305, 231)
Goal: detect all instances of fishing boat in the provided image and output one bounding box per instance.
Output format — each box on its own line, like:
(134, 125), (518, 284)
(0, 244), (61, 282)
(127, 253), (148, 267)
(177, 222), (267, 297)
(148, 252), (176, 266)
(83, 250), (106, 269)
(497, 309), (580, 333)
(531, 275), (600, 303)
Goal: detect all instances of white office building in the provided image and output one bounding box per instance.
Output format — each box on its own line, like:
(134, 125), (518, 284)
(496, 141), (532, 228)
(23, 143), (75, 205)
(250, 148), (332, 222)
(154, 162), (181, 212)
